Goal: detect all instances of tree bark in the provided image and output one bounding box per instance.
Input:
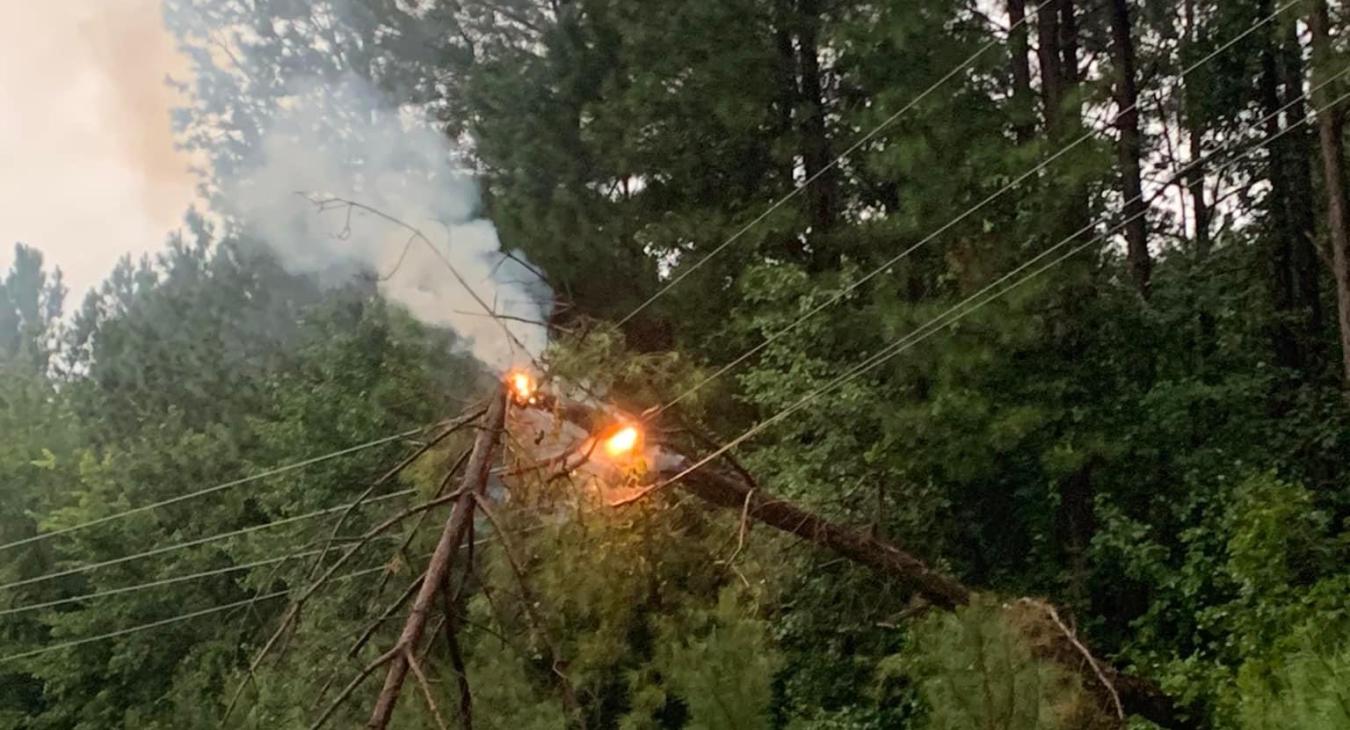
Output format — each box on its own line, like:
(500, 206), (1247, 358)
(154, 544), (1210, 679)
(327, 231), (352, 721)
(1109, 0), (1152, 297)
(1309, 0), (1350, 388)
(1008, 0), (1037, 143)
(366, 390), (507, 730)
(1036, 1), (1065, 137)
(1280, 20), (1325, 355)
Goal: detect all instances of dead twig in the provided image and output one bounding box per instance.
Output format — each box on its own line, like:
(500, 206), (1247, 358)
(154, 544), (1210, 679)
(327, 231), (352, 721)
(309, 409), (483, 581)
(310, 647), (400, 730)
(349, 573), (426, 659)
(1024, 599), (1126, 721)
(378, 448), (473, 595)
(298, 193), (540, 370)
(221, 490), (471, 726)
(473, 495), (587, 729)
(406, 648), (452, 730)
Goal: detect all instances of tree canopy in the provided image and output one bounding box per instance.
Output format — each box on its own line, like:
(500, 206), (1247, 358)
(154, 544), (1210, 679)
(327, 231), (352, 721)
(3, 0), (1350, 728)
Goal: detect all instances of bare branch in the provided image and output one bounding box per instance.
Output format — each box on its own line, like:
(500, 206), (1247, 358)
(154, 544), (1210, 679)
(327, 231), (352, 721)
(310, 409), (484, 580)
(365, 390), (507, 730)
(406, 648), (452, 730)
(310, 647), (400, 730)
(473, 495), (587, 728)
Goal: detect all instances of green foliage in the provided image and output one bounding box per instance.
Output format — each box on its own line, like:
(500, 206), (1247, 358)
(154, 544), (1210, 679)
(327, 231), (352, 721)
(883, 600), (1105, 730)
(5, 0), (1350, 727)
(1235, 635), (1350, 730)
(652, 589), (782, 730)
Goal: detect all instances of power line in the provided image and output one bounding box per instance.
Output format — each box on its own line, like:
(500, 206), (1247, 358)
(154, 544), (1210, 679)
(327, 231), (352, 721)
(0, 490), (415, 593)
(0, 546), (330, 618)
(648, 0), (1301, 417)
(0, 560), (394, 665)
(624, 82), (1350, 507)
(614, 0), (1059, 328)
(0, 426), (432, 554)
(0, 516), (557, 665)
(0, 497), (558, 619)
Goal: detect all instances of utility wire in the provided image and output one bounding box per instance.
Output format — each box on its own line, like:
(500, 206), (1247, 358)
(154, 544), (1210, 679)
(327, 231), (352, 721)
(0, 514), (558, 665)
(0, 560), (394, 665)
(0, 490), (415, 593)
(614, 0), (1059, 328)
(0, 546), (331, 618)
(647, 0), (1301, 417)
(0, 496), (559, 617)
(0, 426), (432, 554)
(621, 81), (1350, 507)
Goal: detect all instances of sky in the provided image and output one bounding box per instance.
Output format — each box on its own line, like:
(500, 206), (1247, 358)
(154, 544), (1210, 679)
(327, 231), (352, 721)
(0, 0), (198, 303)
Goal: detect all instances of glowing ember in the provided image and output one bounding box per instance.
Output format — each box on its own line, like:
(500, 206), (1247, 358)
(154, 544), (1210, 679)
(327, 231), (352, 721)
(603, 425), (641, 458)
(507, 371), (537, 404)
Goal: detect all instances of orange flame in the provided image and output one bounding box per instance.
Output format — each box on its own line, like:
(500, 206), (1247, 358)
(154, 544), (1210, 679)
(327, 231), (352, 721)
(603, 425), (642, 458)
(507, 370), (536, 404)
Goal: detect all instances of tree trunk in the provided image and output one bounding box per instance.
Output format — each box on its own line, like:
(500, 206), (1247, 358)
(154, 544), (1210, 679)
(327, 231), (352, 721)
(1259, 8), (1321, 372)
(796, 0), (837, 239)
(1183, 0), (1215, 358)
(773, 0), (798, 184)
(1109, 0), (1152, 297)
(1008, 0), (1037, 143)
(1309, 0), (1350, 389)
(673, 462), (1195, 730)
(1183, 0), (1211, 259)
(366, 390), (507, 729)
(1037, 1), (1065, 137)
(1281, 20), (1325, 356)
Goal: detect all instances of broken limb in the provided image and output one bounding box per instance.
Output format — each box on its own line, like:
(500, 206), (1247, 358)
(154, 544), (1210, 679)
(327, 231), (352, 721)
(670, 462), (1195, 729)
(364, 389), (507, 730)
(309, 408), (484, 580)
(221, 487), (475, 726)
(406, 648), (452, 730)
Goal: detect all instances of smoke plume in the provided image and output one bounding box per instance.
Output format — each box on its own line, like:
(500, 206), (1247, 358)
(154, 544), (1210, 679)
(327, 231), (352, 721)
(224, 75), (550, 370)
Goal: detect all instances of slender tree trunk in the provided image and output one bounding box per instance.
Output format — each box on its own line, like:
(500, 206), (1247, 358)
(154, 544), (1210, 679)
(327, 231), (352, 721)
(1009, 0), (1037, 143)
(773, 0), (798, 183)
(1259, 8), (1321, 372)
(1109, 0), (1152, 297)
(1281, 21), (1325, 353)
(796, 0), (837, 240)
(1037, 1), (1065, 136)
(1183, 0), (1212, 261)
(1039, 0), (1101, 617)
(1054, 0), (1092, 239)
(1058, 0), (1081, 87)
(1184, 0), (1215, 358)
(1308, 0), (1350, 388)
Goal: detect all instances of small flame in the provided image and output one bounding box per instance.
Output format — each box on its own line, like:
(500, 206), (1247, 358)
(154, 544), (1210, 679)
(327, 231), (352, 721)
(507, 370), (536, 404)
(603, 425), (641, 458)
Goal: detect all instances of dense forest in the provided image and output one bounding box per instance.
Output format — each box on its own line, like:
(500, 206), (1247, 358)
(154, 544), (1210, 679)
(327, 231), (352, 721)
(3, 0), (1350, 728)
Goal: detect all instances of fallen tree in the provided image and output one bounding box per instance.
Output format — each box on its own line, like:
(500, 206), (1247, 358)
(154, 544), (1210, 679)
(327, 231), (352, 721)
(670, 460), (1193, 729)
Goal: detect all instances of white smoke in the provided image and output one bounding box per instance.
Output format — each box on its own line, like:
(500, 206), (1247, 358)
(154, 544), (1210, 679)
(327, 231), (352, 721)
(224, 74), (550, 369)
